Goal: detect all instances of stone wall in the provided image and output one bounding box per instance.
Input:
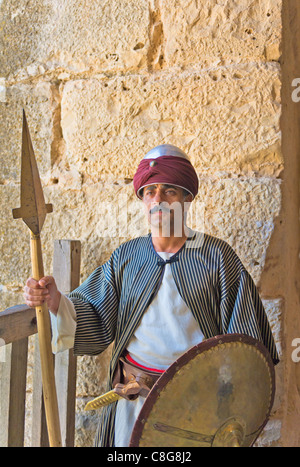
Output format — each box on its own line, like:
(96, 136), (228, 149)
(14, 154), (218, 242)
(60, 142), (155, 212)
(0, 0), (287, 446)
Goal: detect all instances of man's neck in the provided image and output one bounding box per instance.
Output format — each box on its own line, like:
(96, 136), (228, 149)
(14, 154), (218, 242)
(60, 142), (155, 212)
(151, 233), (187, 253)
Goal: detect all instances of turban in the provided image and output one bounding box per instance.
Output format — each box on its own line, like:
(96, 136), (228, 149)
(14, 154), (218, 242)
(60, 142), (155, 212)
(133, 144), (198, 199)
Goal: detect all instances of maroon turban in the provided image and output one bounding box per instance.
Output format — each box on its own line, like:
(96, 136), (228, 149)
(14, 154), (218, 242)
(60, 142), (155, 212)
(133, 145), (198, 199)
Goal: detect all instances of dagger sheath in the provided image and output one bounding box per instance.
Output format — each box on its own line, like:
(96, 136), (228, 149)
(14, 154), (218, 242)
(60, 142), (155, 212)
(84, 390), (122, 411)
(31, 233), (62, 447)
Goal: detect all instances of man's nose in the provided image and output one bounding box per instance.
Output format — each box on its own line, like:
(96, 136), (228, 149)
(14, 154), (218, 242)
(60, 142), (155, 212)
(153, 188), (164, 202)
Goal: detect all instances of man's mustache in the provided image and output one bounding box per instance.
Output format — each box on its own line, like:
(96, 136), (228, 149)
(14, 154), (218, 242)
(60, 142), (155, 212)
(149, 204), (171, 215)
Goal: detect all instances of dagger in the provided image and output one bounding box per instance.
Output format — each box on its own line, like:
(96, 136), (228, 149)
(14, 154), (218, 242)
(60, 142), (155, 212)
(12, 110), (62, 447)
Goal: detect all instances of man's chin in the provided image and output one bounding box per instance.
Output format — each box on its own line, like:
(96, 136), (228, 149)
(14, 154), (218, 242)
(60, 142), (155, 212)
(149, 221), (174, 238)
(149, 222), (170, 236)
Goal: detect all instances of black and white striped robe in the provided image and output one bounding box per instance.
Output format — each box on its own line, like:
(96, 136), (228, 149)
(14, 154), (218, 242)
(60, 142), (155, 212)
(69, 231), (279, 447)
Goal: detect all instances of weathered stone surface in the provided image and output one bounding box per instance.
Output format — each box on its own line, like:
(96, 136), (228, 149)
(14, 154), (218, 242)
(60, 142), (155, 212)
(255, 419), (282, 447)
(0, 184), (30, 309)
(0, 82), (54, 183)
(160, 0), (282, 69)
(0, 0), (281, 81)
(197, 176), (282, 283)
(60, 64), (282, 184)
(0, 0), (149, 80)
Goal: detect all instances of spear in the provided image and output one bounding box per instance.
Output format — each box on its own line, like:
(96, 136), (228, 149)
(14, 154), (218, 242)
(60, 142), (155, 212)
(12, 110), (62, 447)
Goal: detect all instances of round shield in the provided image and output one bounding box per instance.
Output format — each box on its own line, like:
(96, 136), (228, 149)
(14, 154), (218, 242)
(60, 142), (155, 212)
(129, 334), (275, 447)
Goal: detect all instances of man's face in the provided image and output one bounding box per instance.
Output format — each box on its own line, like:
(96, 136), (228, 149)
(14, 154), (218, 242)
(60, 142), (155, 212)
(142, 184), (192, 237)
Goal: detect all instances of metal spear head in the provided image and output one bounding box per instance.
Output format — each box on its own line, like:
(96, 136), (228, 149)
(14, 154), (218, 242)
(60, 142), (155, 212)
(12, 110), (53, 235)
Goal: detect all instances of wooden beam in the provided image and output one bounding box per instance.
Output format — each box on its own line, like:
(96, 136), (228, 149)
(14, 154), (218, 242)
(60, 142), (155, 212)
(0, 305), (37, 344)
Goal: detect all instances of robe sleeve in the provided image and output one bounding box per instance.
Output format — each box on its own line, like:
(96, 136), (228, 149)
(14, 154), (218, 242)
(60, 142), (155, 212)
(68, 252), (119, 356)
(50, 294), (77, 354)
(220, 269), (279, 365)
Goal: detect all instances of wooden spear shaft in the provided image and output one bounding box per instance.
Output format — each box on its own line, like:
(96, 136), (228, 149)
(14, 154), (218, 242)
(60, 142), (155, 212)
(12, 110), (62, 447)
(30, 234), (62, 447)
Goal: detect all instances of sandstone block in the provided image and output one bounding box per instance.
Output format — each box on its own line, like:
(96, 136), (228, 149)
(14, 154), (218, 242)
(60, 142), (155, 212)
(60, 63), (281, 184)
(0, 0), (149, 80)
(0, 82), (54, 183)
(160, 0), (281, 69)
(0, 185), (30, 309)
(193, 176), (282, 283)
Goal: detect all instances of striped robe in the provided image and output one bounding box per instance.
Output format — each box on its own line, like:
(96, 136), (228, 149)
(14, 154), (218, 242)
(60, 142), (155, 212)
(69, 231), (279, 447)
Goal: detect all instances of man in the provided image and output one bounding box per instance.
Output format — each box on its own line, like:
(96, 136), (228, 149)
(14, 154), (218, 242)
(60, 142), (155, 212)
(24, 144), (279, 447)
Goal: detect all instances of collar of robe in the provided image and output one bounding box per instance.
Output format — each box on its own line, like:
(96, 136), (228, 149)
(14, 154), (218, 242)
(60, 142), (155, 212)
(149, 229), (197, 267)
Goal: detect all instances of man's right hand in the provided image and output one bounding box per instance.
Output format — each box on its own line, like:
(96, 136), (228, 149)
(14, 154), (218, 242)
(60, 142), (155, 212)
(24, 276), (61, 315)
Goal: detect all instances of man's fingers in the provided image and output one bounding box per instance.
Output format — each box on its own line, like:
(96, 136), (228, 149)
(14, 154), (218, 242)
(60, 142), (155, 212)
(24, 286), (49, 296)
(25, 298), (46, 308)
(39, 276), (55, 288)
(24, 289), (47, 306)
(24, 276), (56, 310)
(26, 276), (55, 289)
(24, 277), (51, 306)
(26, 277), (40, 288)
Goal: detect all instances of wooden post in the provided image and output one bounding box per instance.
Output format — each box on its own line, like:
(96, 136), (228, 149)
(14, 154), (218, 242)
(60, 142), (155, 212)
(0, 343), (12, 447)
(0, 339), (28, 447)
(281, 0), (300, 446)
(8, 339), (29, 446)
(53, 240), (81, 447)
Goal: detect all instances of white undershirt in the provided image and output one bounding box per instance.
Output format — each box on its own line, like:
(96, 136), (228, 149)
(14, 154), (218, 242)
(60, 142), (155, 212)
(51, 252), (204, 447)
(126, 252), (204, 370)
